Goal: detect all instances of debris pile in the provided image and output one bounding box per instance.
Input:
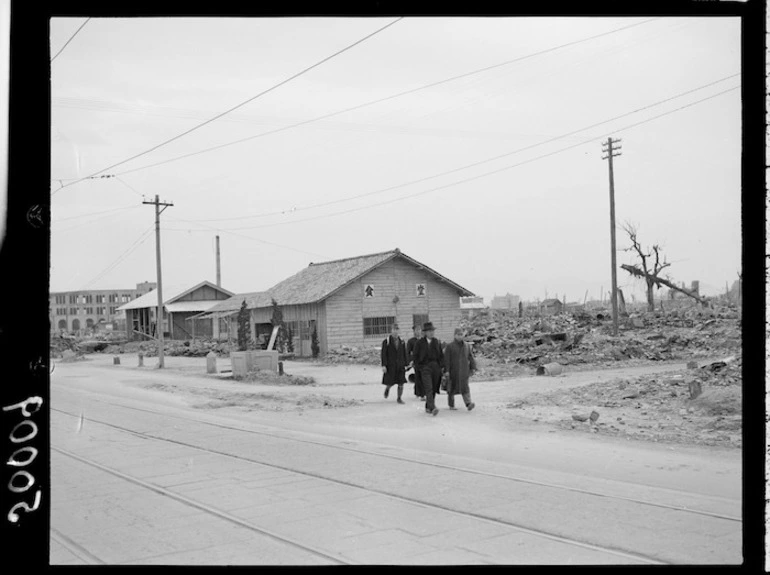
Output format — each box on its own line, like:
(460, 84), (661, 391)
(323, 346), (381, 365)
(461, 308), (741, 372)
(106, 339), (232, 357)
(505, 351), (742, 448)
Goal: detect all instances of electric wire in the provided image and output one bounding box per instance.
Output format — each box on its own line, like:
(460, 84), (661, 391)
(53, 17), (403, 194)
(81, 225), (155, 290)
(51, 18), (91, 63)
(111, 18), (659, 181)
(163, 218), (330, 260)
(53, 204), (140, 224)
(173, 79), (740, 230)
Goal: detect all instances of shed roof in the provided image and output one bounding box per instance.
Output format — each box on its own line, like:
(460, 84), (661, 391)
(165, 301), (222, 313)
(117, 280), (233, 311)
(541, 298), (563, 306)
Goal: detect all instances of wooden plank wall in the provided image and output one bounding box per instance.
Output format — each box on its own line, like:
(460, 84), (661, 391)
(324, 257), (464, 349)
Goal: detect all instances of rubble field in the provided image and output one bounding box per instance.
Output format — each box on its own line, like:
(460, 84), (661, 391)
(466, 306), (742, 449)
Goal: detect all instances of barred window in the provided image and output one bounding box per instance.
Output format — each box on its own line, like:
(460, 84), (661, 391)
(363, 316), (395, 338)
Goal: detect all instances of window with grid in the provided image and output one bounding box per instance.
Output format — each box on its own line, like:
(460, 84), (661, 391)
(299, 320), (312, 341)
(56, 295), (65, 304)
(86, 307), (93, 314)
(412, 314), (429, 331)
(96, 307), (105, 316)
(85, 295), (93, 304)
(96, 294), (104, 303)
(109, 294), (117, 303)
(70, 307), (77, 315)
(69, 295), (77, 304)
(363, 316), (395, 338)
(284, 321), (298, 338)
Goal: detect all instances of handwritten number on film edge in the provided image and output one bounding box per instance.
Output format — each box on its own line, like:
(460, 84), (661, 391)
(3, 397), (43, 523)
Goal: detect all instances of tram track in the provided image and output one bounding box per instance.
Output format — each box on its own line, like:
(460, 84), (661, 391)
(51, 399), (739, 565)
(52, 446), (351, 565)
(52, 397), (741, 523)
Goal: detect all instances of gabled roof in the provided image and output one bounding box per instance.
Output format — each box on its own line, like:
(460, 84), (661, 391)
(541, 298), (562, 305)
(268, 248), (474, 307)
(117, 280), (233, 311)
(203, 249), (474, 314)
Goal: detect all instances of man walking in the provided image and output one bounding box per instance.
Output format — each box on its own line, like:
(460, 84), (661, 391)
(381, 323), (407, 404)
(406, 324), (425, 399)
(414, 322), (443, 416)
(443, 328), (477, 411)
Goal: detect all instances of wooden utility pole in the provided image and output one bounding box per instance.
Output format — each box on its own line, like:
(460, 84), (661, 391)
(602, 137), (622, 336)
(143, 195), (174, 368)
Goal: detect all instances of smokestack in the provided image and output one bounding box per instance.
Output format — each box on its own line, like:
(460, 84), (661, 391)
(216, 235), (221, 287)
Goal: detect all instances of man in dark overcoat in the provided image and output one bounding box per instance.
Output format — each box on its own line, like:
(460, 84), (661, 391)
(406, 324), (425, 399)
(381, 323), (407, 404)
(413, 322), (443, 416)
(443, 328), (477, 411)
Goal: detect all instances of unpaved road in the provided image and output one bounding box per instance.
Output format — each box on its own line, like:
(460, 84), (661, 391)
(50, 354), (742, 564)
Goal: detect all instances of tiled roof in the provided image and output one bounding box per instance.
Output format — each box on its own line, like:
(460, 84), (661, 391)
(205, 249), (474, 313)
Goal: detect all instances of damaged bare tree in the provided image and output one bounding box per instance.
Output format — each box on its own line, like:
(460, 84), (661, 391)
(620, 223), (709, 310)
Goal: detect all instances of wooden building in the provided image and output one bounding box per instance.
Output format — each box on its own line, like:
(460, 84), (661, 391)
(203, 249), (474, 356)
(117, 281), (233, 341)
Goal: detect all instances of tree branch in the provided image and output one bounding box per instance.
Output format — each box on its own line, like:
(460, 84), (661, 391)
(620, 264), (709, 305)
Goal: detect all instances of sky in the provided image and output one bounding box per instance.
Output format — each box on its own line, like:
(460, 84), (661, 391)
(49, 16), (742, 305)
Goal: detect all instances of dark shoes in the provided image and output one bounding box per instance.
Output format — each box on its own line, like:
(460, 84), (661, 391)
(431, 408), (439, 416)
(449, 406), (457, 410)
(397, 398), (405, 404)
(384, 386), (390, 399)
(467, 402), (475, 411)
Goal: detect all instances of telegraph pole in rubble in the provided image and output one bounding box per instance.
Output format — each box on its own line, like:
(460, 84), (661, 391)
(602, 137), (622, 336)
(143, 195), (174, 368)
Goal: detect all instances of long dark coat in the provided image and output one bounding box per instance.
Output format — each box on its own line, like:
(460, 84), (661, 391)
(406, 336), (424, 395)
(443, 339), (477, 396)
(381, 335), (407, 386)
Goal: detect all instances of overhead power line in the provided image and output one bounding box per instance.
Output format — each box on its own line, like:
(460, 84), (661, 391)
(164, 217), (329, 260)
(182, 74), (740, 225)
(113, 18), (659, 180)
(81, 225), (155, 289)
(54, 17), (403, 194)
(173, 85), (738, 232)
(51, 17), (91, 63)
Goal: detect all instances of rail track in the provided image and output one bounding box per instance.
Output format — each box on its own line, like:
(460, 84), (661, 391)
(51, 394), (742, 564)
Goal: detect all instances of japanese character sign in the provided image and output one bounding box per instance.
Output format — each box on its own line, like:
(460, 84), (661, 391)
(416, 283), (426, 297)
(364, 284), (374, 298)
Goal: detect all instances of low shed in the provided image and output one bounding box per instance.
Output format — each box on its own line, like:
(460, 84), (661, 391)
(117, 281), (233, 340)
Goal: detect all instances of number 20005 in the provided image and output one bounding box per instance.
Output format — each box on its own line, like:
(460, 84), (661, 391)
(4, 397), (43, 523)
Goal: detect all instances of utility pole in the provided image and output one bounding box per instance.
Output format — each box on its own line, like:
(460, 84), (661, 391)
(602, 137), (622, 336)
(216, 235), (221, 287)
(143, 195), (174, 368)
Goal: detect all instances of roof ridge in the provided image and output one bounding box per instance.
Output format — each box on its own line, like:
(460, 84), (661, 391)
(307, 249), (398, 267)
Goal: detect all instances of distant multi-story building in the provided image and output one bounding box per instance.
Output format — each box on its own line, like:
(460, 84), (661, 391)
(49, 282), (157, 335)
(490, 293), (520, 310)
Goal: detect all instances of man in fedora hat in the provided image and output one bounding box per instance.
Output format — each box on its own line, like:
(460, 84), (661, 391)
(413, 321), (444, 416)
